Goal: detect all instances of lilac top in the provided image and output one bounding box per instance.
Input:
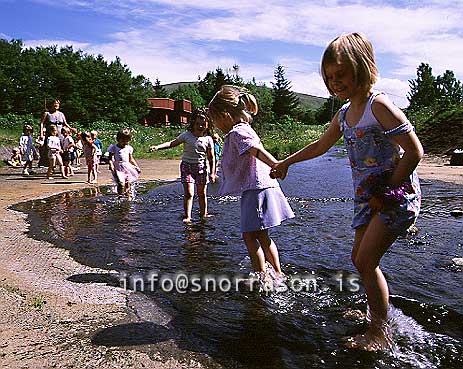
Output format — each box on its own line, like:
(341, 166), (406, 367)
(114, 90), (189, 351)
(219, 122), (279, 195)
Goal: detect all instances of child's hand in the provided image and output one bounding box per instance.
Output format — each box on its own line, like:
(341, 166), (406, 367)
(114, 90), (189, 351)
(210, 173), (217, 183)
(368, 195), (384, 214)
(270, 161), (288, 180)
(149, 145), (157, 152)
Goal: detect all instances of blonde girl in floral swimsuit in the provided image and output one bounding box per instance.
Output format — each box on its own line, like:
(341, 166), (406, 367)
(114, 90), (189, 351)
(272, 33), (423, 351)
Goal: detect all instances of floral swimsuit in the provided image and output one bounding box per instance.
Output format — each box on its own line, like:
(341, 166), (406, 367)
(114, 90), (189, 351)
(339, 92), (421, 235)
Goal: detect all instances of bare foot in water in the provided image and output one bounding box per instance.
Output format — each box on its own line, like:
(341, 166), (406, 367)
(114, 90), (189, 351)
(344, 323), (393, 351)
(182, 217), (192, 223)
(343, 309), (368, 321)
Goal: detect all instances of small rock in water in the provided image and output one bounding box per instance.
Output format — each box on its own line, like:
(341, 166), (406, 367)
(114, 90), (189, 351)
(450, 209), (463, 217)
(452, 257), (463, 266)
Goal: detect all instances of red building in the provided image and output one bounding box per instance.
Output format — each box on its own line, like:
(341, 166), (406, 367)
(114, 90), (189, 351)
(145, 98), (192, 126)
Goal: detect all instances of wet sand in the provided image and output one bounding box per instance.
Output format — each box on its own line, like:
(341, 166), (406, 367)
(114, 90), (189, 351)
(0, 156), (461, 368)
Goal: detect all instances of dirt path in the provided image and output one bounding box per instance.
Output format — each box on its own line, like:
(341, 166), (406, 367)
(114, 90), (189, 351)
(0, 156), (461, 368)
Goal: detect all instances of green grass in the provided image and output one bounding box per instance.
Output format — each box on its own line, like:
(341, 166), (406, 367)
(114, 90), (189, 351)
(32, 295), (46, 310)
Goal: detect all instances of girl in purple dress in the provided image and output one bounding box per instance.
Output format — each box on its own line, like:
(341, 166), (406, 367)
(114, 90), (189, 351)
(108, 128), (141, 199)
(272, 33), (423, 351)
(209, 85), (294, 284)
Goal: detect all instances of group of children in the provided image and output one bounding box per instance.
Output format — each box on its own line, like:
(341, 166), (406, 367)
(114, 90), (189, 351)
(7, 33), (424, 352)
(159, 33), (423, 352)
(13, 124), (104, 183)
(10, 122), (142, 198)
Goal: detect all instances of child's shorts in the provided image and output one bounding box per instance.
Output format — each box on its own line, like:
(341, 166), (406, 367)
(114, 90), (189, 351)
(180, 161), (208, 185)
(240, 187), (294, 233)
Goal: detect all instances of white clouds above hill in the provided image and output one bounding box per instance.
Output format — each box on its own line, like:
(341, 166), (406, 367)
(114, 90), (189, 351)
(21, 0), (463, 107)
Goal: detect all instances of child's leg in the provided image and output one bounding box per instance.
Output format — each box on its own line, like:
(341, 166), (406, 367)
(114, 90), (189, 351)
(242, 231), (267, 273)
(348, 215), (397, 350)
(92, 165), (98, 182)
(256, 230), (282, 275)
(47, 158), (55, 178)
(196, 184), (208, 217)
(182, 183), (194, 221)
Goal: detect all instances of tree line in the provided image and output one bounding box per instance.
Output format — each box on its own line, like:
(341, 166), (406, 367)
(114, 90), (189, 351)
(0, 39), (333, 129)
(1, 38), (461, 131)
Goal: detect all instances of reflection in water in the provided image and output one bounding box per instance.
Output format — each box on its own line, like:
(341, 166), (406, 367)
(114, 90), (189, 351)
(13, 149), (463, 369)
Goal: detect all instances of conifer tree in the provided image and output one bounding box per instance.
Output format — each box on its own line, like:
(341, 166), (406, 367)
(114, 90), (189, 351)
(271, 64), (299, 118)
(153, 78), (168, 97)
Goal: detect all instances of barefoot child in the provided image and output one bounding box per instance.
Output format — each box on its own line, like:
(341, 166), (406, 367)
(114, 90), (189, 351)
(272, 33), (423, 350)
(81, 131), (98, 183)
(19, 124), (37, 174)
(208, 85), (294, 282)
(47, 125), (67, 179)
(61, 127), (75, 177)
(108, 128), (141, 199)
(150, 108), (216, 222)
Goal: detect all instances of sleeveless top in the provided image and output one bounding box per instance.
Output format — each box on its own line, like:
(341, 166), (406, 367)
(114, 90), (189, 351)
(338, 92), (421, 233)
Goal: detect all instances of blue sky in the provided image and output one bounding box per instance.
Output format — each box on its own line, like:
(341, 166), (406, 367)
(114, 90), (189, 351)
(1, 0), (462, 107)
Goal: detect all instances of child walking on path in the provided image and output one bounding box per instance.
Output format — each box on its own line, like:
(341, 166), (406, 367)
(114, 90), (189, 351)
(208, 85), (294, 282)
(272, 33), (423, 351)
(46, 125), (67, 179)
(150, 108), (216, 223)
(61, 127), (75, 177)
(108, 128), (141, 199)
(81, 131), (98, 184)
(19, 124), (37, 175)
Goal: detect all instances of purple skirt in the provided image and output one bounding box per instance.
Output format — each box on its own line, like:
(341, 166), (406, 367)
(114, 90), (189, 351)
(240, 187), (294, 233)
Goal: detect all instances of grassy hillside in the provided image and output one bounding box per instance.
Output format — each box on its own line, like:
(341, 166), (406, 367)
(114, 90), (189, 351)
(417, 107), (463, 154)
(163, 82), (327, 111)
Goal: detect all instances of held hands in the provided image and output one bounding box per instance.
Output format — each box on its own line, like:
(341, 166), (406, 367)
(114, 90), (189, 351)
(210, 173), (217, 183)
(270, 161), (288, 180)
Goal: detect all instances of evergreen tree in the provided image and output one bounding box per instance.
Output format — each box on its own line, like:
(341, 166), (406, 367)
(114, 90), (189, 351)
(197, 68), (233, 104)
(315, 96), (344, 124)
(271, 64), (299, 118)
(153, 78), (168, 98)
(407, 63), (437, 112)
(435, 70), (463, 107)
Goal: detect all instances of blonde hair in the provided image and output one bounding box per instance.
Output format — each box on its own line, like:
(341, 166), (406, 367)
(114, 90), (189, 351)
(208, 85), (258, 123)
(321, 33), (378, 95)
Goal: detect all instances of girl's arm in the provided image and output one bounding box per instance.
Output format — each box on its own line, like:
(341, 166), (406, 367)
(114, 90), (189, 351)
(129, 153), (141, 172)
(207, 146), (216, 182)
(372, 95), (424, 187)
(272, 112), (343, 179)
(107, 151), (115, 171)
(149, 138), (181, 151)
(248, 146), (278, 167)
(40, 112), (47, 136)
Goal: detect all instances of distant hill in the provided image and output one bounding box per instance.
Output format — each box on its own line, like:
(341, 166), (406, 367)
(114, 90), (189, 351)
(163, 82), (327, 111)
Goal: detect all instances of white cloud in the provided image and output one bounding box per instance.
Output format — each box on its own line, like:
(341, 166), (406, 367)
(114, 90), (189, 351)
(375, 77), (410, 108)
(20, 0), (463, 103)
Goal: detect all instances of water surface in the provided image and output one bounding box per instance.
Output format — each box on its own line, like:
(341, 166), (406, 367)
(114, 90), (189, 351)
(15, 148), (463, 368)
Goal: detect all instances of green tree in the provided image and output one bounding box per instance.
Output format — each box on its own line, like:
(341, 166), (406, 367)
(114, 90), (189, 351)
(169, 84), (205, 110)
(271, 64), (299, 119)
(315, 96), (344, 124)
(407, 63), (437, 113)
(197, 68), (233, 104)
(435, 70), (463, 108)
(245, 80), (275, 134)
(153, 78), (168, 98)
